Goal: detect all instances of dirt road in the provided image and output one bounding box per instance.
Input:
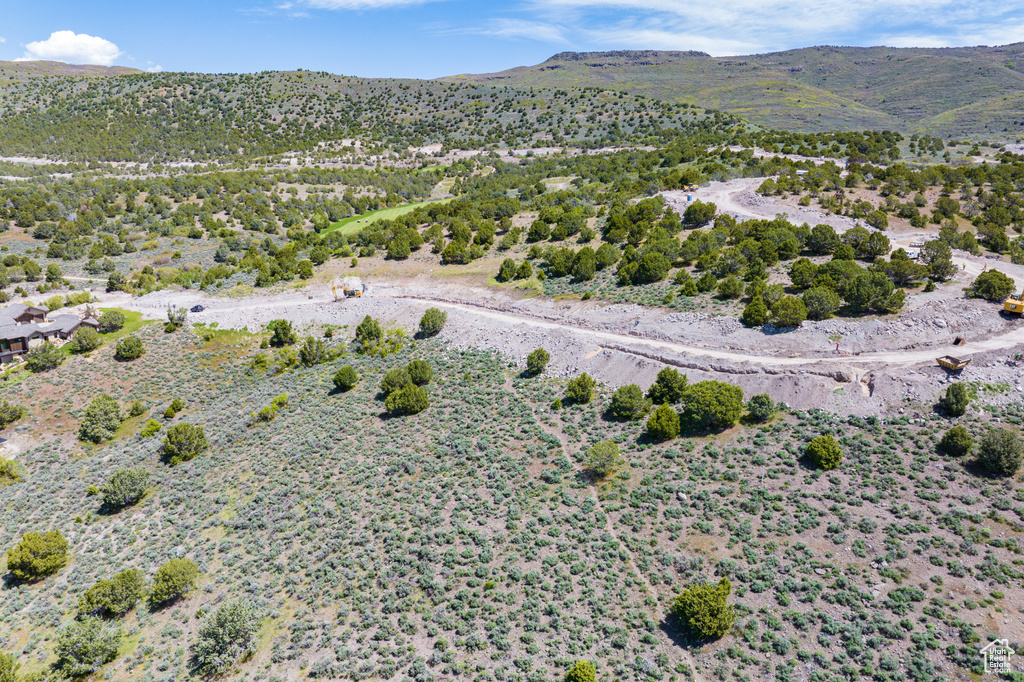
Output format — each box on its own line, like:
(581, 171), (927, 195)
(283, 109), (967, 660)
(393, 296), (1021, 369)
(663, 178), (863, 233)
(664, 178), (1024, 292)
(112, 276), (1024, 416)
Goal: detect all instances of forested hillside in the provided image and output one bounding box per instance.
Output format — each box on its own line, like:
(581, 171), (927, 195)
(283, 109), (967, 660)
(0, 68), (737, 163)
(6, 41), (1023, 166)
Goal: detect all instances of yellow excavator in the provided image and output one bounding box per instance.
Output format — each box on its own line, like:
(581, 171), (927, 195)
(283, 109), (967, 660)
(332, 284), (363, 301)
(1004, 289), (1024, 315)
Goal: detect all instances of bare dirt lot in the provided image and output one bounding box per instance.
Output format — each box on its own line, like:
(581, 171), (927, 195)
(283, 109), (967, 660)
(665, 179), (860, 234)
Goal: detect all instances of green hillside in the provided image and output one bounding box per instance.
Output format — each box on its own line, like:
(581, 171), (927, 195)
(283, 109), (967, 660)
(0, 69), (739, 162)
(0, 60), (142, 78)
(443, 44), (1024, 137)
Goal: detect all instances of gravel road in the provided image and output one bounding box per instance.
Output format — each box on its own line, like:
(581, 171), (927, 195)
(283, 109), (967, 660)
(104, 275), (1024, 416)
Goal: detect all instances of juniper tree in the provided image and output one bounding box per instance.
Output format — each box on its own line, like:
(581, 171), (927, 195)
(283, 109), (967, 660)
(162, 423), (209, 465)
(526, 348), (550, 376)
(149, 558), (200, 606)
(670, 578), (736, 639)
(7, 530), (68, 581)
(807, 435), (842, 470)
(333, 366), (358, 391)
(79, 394), (122, 443)
(418, 308), (447, 336)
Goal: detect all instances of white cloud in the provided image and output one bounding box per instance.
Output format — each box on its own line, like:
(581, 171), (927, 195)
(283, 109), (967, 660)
(0, 37), (6, 44)
(533, 0), (952, 36)
(17, 30), (123, 65)
(268, 2), (311, 17)
(301, 0), (442, 8)
(522, 0), (1024, 54)
(584, 26), (761, 55)
(947, 20), (1024, 47)
(244, 0), (441, 16)
(146, 64), (164, 73)
(480, 19), (569, 44)
(876, 35), (953, 49)
(240, 3), (310, 17)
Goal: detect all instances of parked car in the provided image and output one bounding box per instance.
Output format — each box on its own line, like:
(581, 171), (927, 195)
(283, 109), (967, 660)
(190, 305), (205, 313)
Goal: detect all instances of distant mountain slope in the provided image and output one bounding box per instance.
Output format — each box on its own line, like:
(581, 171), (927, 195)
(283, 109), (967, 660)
(0, 60), (142, 77)
(0, 69), (737, 162)
(442, 45), (1024, 137)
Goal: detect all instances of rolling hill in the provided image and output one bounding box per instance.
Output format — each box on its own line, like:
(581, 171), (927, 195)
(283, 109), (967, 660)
(0, 60), (142, 78)
(0, 67), (738, 162)
(442, 44), (1024, 138)
(5, 41), (1024, 165)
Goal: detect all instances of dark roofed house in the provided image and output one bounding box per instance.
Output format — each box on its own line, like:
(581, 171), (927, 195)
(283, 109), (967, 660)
(0, 304), (99, 364)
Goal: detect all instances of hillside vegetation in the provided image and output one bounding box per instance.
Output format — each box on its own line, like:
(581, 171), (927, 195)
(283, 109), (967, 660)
(1, 315), (1022, 681)
(1, 46), (1023, 682)
(0, 131), (911, 300)
(0, 69), (734, 162)
(0, 60), (142, 78)
(443, 45), (1024, 138)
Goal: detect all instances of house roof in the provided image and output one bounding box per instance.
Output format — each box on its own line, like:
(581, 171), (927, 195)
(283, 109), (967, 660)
(48, 313), (88, 333)
(0, 305), (93, 341)
(4, 304), (28, 319)
(2, 303), (50, 319)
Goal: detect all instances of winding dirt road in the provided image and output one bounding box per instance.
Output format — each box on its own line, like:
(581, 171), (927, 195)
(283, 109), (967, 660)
(393, 296), (1023, 371)
(665, 179), (1024, 292)
(119, 282), (1024, 377)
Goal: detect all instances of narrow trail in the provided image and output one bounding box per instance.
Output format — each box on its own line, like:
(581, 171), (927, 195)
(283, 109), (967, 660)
(591, 491), (710, 682)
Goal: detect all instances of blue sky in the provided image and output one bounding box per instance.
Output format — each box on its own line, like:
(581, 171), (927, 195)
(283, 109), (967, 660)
(3, 0), (1024, 78)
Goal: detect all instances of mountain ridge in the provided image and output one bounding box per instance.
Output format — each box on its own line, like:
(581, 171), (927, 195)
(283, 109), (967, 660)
(441, 43), (1024, 137)
(6, 42), (1024, 140)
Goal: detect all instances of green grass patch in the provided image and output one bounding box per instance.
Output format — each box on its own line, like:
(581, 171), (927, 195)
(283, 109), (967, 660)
(325, 200), (449, 235)
(514, 279), (544, 297)
(98, 308), (151, 342)
(224, 283), (256, 298)
(113, 414), (148, 441)
(192, 322), (261, 347)
(0, 363), (31, 391)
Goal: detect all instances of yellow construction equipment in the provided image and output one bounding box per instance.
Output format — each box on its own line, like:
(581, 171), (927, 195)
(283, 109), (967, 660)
(937, 355), (971, 371)
(1003, 289), (1024, 315)
(332, 285), (362, 301)
(683, 184), (699, 191)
